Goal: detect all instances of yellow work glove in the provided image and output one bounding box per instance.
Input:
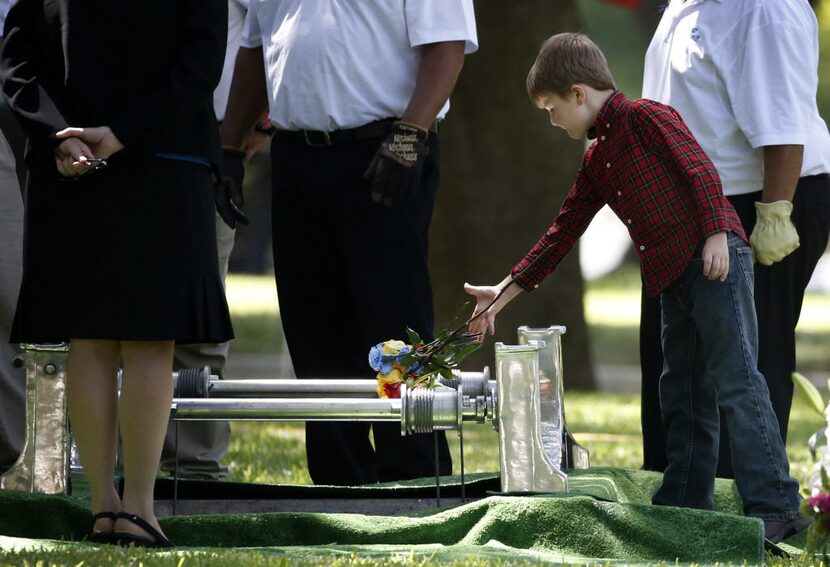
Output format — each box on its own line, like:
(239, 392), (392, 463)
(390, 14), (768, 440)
(749, 200), (800, 265)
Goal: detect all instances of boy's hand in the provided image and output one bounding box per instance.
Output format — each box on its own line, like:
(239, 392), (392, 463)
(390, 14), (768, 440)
(464, 283), (501, 339)
(701, 231), (729, 281)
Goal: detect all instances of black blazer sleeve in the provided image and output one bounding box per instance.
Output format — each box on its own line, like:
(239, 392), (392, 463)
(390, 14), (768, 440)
(109, 0), (227, 152)
(0, 0), (69, 153)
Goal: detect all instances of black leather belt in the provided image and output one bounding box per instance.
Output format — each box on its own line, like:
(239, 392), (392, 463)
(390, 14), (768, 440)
(275, 118), (439, 147)
(275, 119), (394, 147)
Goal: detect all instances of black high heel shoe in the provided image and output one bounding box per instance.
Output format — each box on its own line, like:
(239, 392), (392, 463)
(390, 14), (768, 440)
(114, 512), (175, 548)
(87, 511), (119, 544)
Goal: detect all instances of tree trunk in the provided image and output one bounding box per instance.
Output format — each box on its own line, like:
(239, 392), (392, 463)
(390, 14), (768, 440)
(431, 1), (597, 391)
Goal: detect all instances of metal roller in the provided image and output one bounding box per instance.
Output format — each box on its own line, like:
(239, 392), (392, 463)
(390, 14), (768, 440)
(171, 396), (404, 422)
(172, 367), (491, 399)
(172, 383), (485, 436)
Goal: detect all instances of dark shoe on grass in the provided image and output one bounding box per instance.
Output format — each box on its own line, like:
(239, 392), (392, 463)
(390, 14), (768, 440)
(764, 515), (813, 544)
(114, 512), (174, 548)
(86, 511), (119, 545)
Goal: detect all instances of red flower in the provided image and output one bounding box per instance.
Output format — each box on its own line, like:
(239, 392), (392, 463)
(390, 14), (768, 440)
(383, 382), (402, 399)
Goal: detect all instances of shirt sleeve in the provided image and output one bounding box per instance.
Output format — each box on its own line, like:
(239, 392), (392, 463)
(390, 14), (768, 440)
(239, 0), (262, 49)
(405, 0), (478, 54)
(0, 0), (13, 32)
(214, 0), (248, 120)
(720, 5), (814, 148)
(511, 149), (604, 292)
(634, 102), (735, 237)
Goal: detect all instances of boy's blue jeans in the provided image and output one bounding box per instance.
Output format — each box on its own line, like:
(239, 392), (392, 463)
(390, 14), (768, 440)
(652, 233), (801, 520)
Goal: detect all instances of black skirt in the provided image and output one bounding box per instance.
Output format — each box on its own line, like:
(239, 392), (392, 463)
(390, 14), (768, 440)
(11, 152), (233, 344)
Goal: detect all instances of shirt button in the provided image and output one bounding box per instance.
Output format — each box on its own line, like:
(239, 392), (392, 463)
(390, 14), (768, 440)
(639, 245), (645, 251)
(600, 135), (606, 141)
(627, 219), (632, 224)
(534, 284), (539, 289)
(617, 191), (622, 196)
(606, 162), (611, 168)
(606, 123), (610, 128)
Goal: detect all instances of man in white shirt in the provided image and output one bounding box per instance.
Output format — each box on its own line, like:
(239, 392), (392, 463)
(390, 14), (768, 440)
(221, 1), (478, 484)
(0, 0), (26, 476)
(640, 0), (830, 478)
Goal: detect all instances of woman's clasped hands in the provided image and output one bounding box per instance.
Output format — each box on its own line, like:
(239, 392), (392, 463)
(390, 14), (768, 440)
(54, 126), (124, 178)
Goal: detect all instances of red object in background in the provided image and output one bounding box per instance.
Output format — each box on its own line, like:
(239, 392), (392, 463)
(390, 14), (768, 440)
(597, 0), (641, 9)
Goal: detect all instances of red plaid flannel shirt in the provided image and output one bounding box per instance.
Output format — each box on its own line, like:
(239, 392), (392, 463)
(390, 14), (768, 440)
(512, 91), (746, 298)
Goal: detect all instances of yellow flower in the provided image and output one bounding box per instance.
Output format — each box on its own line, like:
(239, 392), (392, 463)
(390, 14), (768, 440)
(381, 340), (408, 356)
(377, 368), (403, 398)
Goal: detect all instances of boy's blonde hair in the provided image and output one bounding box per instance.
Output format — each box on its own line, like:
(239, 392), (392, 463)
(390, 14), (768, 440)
(527, 33), (616, 100)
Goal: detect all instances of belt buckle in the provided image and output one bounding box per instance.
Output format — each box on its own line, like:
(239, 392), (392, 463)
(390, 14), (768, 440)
(303, 130), (332, 147)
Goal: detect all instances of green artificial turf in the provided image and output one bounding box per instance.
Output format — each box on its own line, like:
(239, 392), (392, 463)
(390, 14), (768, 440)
(0, 468), (771, 565)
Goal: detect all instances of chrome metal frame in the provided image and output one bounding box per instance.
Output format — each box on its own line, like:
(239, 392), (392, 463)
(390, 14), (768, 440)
(0, 344), (69, 494)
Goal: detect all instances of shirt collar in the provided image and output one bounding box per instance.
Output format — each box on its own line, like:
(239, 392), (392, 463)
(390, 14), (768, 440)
(587, 90), (627, 140)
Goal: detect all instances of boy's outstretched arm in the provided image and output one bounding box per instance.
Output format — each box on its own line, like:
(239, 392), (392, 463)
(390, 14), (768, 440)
(464, 275), (523, 339)
(701, 231), (729, 282)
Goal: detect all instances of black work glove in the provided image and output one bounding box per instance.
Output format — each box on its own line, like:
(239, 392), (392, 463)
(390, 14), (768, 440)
(363, 121), (428, 207)
(216, 147), (249, 229)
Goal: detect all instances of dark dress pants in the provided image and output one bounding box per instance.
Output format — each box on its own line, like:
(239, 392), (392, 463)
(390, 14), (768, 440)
(269, 131), (451, 485)
(640, 174), (830, 475)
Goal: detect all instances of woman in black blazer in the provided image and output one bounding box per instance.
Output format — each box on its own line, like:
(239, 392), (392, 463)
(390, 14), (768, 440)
(1, 0), (233, 546)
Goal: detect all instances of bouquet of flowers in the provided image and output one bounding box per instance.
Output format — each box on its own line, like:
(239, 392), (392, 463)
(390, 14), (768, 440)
(369, 326), (482, 399)
(368, 273), (527, 398)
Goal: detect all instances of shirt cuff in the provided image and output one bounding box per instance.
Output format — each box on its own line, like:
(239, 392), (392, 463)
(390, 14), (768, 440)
(510, 263), (542, 292)
(239, 37), (263, 49)
(747, 132), (806, 149)
(409, 30), (478, 54)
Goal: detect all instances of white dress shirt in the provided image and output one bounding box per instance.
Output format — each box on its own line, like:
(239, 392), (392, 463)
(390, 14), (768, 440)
(643, 0), (830, 196)
(241, 0), (478, 131)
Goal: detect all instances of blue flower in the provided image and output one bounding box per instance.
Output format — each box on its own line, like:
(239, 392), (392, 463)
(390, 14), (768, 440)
(368, 344), (385, 372)
(379, 357), (395, 375)
(407, 362), (424, 377)
(369, 340), (414, 375)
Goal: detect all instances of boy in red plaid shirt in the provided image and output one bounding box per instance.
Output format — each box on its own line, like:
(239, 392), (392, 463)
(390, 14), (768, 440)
(465, 33), (809, 542)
